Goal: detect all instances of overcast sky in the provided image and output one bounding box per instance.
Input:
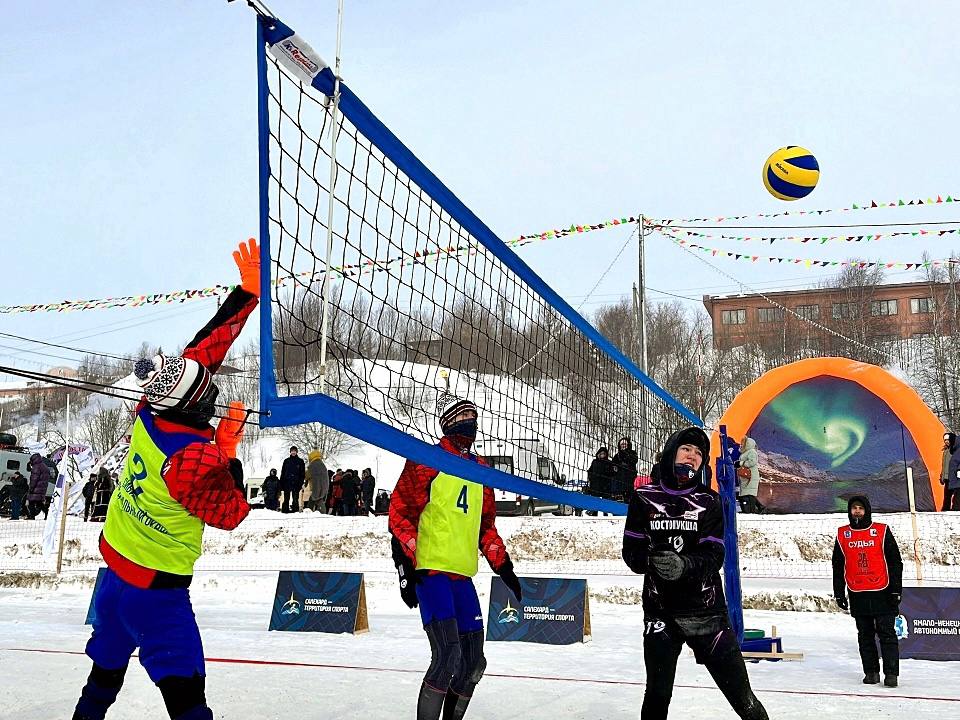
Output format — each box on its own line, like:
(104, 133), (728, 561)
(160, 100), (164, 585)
(3, 1), (959, 382)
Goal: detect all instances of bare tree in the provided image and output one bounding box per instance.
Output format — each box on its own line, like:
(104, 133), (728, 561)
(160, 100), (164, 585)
(78, 400), (132, 457)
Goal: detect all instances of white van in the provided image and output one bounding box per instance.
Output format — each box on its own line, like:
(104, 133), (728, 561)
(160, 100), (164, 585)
(473, 437), (569, 516)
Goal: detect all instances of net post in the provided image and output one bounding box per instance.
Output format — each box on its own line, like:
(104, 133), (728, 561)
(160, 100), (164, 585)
(717, 424), (744, 645)
(906, 466), (924, 582)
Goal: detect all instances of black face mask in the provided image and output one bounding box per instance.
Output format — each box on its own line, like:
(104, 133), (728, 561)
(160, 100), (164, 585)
(443, 418), (478, 445)
(673, 463), (698, 486)
(850, 509), (868, 529)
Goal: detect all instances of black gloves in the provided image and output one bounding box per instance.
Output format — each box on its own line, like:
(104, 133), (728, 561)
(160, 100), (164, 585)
(227, 458), (244, 492)
(835, 595), (849, 611)
(391, 536), (419, 609)
(648, 548), (690, 581)
(497, 558), (523, 601)
(397, 559), (419, 609)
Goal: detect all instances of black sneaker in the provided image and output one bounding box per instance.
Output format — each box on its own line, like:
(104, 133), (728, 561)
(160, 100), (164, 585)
(862, 672), (880, 684)
(884, 675), (898, 688)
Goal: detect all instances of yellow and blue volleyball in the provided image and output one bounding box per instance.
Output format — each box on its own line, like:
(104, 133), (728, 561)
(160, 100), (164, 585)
(763, 146), (819, 201)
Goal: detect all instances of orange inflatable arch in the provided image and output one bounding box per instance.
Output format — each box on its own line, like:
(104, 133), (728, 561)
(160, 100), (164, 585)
(712, 357), (945, 509)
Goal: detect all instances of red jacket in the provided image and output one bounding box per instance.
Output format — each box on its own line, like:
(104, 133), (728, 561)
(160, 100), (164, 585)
(389, 436), (508, 573)
(101, 287), (256, 589)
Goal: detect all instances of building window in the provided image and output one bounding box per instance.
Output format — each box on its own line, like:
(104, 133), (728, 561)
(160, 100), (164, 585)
(871, 299), (898, 316)
(912, 333), (933, 342)
(721, 309), (746, 325)
(757, 307), (785, 323)
(795, 304), (820, 320)
(910, 297), (934, 314)
(832, 302), (857, 319)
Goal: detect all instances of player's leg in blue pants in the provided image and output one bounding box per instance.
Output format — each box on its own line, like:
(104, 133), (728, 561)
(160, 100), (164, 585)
(74, 569), (212, 720)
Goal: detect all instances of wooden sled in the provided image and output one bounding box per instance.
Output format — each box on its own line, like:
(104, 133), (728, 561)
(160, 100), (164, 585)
(740, 625), (804, 661)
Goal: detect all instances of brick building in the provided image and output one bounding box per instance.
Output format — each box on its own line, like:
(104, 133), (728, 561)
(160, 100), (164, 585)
(702, 280), (952, 351)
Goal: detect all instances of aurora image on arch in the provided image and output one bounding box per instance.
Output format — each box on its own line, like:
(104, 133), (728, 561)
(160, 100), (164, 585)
(745, 375), (933, 513)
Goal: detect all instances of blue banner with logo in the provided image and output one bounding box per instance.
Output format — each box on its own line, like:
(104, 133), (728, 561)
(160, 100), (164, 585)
(84, 567), (108, 626)
(268, 571), (369, 634)
(486, 576), (590, 645)
(896, 586), (960, 661)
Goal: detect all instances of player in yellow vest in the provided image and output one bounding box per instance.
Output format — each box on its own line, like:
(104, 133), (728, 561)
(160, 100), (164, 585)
(390, 393), (522, 720)
(73, 239), (260, 720)
(832, 495), (904, 687)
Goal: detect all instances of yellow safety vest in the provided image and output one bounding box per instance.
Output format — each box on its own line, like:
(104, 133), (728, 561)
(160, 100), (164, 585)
(416, 472), (484, 577)
(102, 410), (204, 576)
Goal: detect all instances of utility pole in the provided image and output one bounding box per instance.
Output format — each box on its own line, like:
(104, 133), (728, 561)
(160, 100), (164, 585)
(637, 216), (648, 374)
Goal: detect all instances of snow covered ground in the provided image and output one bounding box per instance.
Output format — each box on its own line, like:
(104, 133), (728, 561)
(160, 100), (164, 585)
(1, 571), (958, 719)
(1, 514), (959, 718)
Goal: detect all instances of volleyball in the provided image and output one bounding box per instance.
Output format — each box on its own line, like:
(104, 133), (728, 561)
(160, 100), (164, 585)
(762, 146), (819, 201)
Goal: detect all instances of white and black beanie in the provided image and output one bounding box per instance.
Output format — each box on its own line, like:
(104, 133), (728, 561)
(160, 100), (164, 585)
(436, 391), (477, 431)
(133, 354), (212, 411)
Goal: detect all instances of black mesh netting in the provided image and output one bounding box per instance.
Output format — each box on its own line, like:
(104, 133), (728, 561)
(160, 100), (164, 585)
(263, 50), (693, 496)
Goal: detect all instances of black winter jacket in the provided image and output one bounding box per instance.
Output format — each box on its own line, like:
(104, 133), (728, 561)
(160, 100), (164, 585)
(280, 455), (306, 491)
(832, 495), (903, 617)
(622, 428), (727, 625)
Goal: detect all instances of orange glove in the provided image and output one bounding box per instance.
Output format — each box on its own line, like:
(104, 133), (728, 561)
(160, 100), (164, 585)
(215, 401), (248, 458)
(233, 237), (260, 297)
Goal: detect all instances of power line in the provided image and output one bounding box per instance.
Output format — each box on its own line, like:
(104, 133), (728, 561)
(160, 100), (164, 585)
(658, 220), (960, 231)
(0, 364), (266, 421)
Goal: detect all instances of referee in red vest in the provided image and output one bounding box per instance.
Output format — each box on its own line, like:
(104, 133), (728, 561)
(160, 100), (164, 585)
(832, 495), (904, 688)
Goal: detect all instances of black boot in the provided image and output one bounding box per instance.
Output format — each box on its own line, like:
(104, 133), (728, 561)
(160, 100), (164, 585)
(417, 683), (446, 720)
(442, 688), (472, 720)
(884, 675), (898, 688)
(862, 672), (880, 684)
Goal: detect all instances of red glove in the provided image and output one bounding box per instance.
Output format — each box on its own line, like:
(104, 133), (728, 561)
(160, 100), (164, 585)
(215, 401), (248, 458)
(233, 238), (260, 297)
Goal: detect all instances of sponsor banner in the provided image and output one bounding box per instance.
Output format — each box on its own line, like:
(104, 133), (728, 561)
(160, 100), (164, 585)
(897, 586), (960, 661)
(84, 567), (109, 625)
(486, 576), (590, 645)
(268, 571), (368, 634)
(269, 33), (327, 85)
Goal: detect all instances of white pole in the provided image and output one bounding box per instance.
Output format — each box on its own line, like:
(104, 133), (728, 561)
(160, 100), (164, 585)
(906, 467), (923, 582)
(56, 394), (71, 574)
(318, 0), (346, 395)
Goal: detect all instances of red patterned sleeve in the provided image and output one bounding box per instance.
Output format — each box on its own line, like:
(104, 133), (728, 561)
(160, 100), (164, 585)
(479, 484), (507, 571)
(163, 442), (251, 530)
(388, 460), (434, 562)
(182, 287), (258, 373)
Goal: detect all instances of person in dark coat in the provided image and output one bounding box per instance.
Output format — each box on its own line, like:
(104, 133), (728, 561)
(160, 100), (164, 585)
(280, 446), (305, 513)
(9, 470), (29, 520)
(587, 447), (616, 501)
(360, 468), (376, 515)
(82, 473), (97, 521)
(622, 427), (768, 720)
(612, 437), (639, 502)
(942, 432), (959, 511)
(833, 495), (904, 687)
(91, 468), (113, 522)
(261, 468), (281, 511)
(26, 453), (50, 520)
(341, 470), (360, 516)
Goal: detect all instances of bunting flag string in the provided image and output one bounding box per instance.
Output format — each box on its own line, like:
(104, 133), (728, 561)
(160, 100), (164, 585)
(1, 215), (645, 314)
(4, 196), (957, 313)
(651, 194), (957, 225)
(657, 226), (957, 270)
(656, 225), (960, 245)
